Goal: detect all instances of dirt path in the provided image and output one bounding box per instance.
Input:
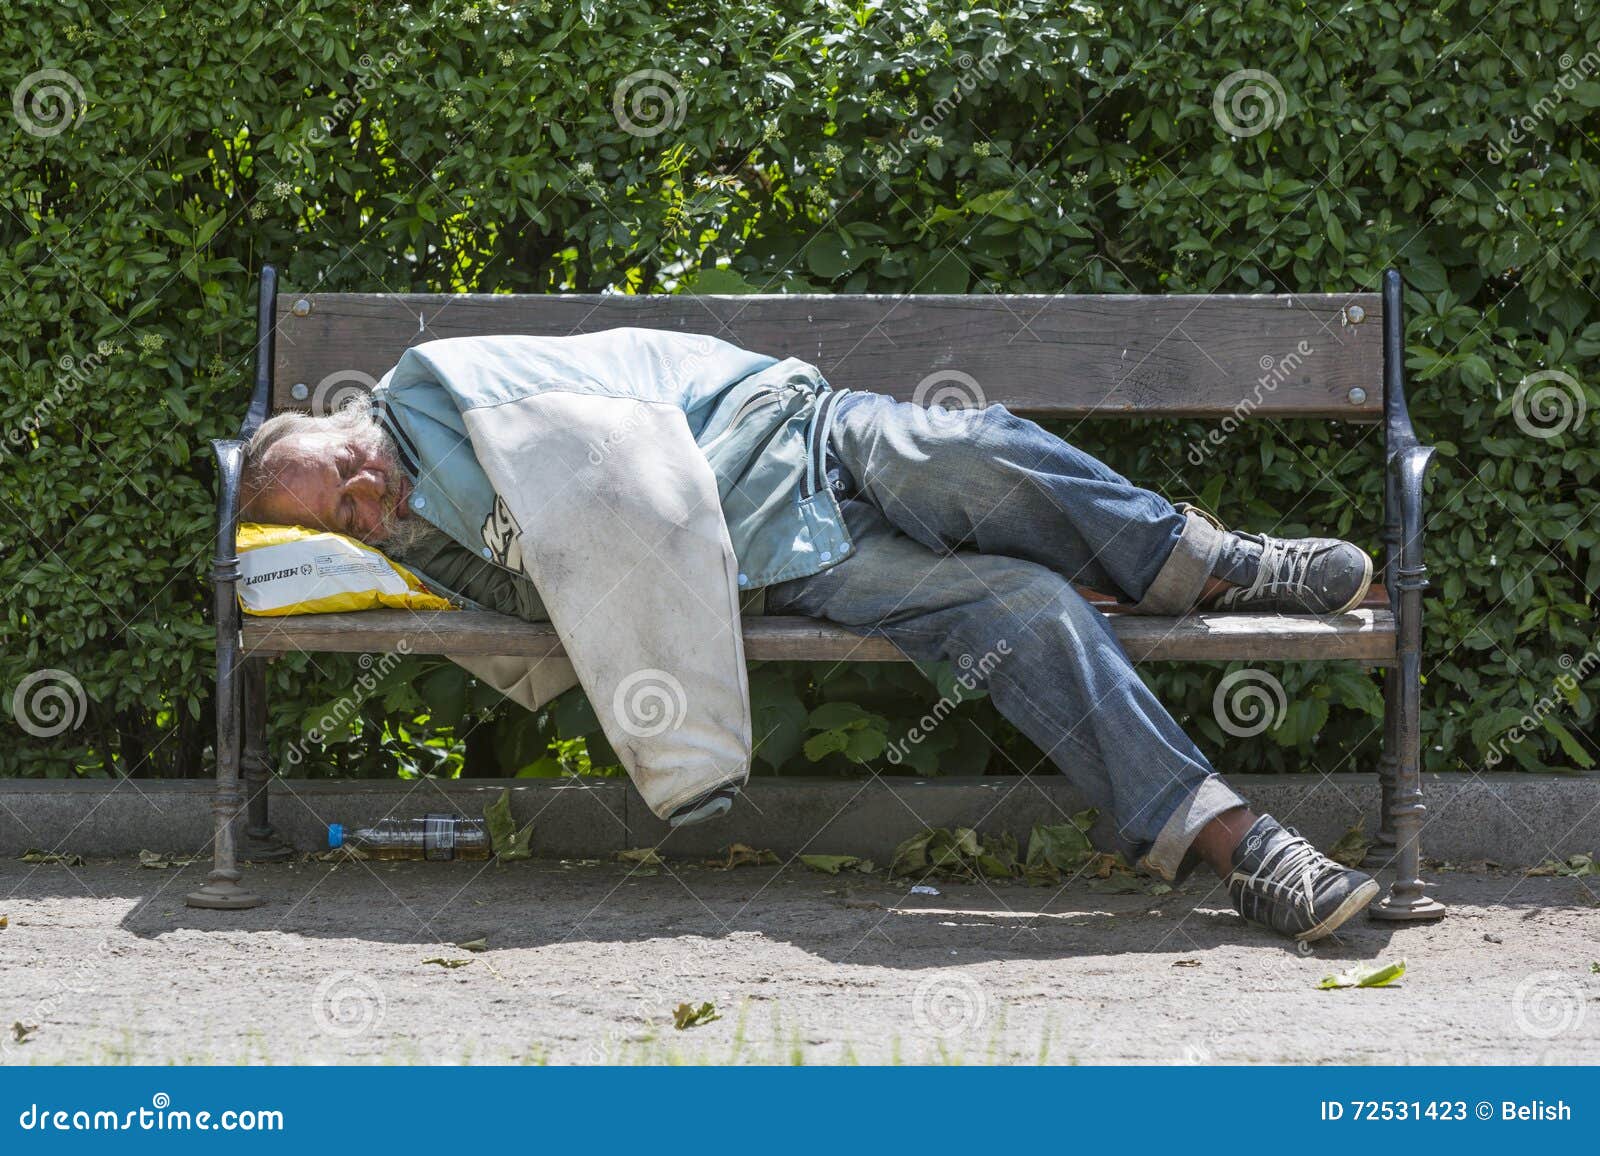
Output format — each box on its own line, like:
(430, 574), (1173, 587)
(2, 857), (1595, 1064)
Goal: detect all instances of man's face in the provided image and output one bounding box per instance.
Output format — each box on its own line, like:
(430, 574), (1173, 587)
(248, 416), (412, 543)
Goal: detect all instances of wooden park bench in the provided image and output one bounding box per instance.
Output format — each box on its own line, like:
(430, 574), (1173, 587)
(186, 266), (1444, 924)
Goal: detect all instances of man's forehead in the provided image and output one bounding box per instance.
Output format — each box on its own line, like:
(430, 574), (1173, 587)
(254, 437), (335, 521)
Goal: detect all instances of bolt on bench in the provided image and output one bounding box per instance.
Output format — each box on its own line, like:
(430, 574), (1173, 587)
(187, 266), (1444, 923)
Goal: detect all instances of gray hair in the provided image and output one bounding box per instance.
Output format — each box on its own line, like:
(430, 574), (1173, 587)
(238, 402), (376, 520)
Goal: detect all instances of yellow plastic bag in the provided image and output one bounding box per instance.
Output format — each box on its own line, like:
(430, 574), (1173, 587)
(236, 523), (457, 616)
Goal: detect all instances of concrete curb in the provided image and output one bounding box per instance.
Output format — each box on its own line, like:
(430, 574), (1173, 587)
(1, 772), (1596, 867)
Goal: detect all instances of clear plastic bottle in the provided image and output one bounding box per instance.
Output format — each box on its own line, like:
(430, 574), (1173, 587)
(327, 814), (491, 861)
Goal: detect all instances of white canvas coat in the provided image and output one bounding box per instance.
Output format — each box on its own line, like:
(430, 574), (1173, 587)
(373, 331), (854, 819)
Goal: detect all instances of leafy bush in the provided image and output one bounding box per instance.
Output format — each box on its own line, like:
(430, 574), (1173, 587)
(3, 0), (1596, 780)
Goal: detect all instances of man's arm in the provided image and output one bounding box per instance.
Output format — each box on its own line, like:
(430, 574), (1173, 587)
(392, 522), (550, 623)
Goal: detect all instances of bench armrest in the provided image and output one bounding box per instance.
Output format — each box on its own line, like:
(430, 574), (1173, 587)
(212, 438), (246, 581)
(1389, 441), (1436, 593)
(1387, 405), (1424, 457)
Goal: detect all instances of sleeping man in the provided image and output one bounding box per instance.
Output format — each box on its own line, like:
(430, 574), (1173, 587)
(239, 329), (1380, 943)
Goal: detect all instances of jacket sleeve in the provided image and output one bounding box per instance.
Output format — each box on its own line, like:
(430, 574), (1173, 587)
(391, 528), (583, 718)
(458, 391), (751, 819)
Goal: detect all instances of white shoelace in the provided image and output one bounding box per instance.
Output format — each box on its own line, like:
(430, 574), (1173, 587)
(1238, 830), (1322, 918)
(1218, 537), (1317, 607)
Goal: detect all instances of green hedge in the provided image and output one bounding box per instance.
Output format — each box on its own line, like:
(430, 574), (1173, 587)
(4, 0), (1597, 780)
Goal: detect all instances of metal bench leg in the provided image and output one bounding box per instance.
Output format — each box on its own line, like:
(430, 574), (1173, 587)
(1371, 649), (1444, 919)
(188, 439), (264, 910)
(1367, 667), (1400, 864)
(1371, 444), (1445, 921)
(241, 656), (294, 862)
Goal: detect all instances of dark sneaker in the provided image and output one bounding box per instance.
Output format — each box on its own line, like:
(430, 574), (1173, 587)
(1212, 533), (1373, 615)
(1227, 814), (1379, 942)
(667, 785), (737, 828)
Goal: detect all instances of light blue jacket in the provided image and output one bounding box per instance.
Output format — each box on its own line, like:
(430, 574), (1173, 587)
(372, 329), (855, 594)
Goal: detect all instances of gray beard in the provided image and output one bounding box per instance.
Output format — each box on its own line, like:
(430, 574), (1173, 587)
(358, 420), (450, 559)
(372, 511), (444, 558)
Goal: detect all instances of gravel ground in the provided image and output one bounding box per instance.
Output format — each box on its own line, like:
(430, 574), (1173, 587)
(1, 855), (1596, 1065)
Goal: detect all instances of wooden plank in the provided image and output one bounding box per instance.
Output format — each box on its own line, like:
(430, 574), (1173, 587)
(242, 609), (1396, 665)
(272, 292), (1383, 418)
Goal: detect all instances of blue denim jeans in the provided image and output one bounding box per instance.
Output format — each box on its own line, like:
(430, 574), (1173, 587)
(765, 392), (1251, 881)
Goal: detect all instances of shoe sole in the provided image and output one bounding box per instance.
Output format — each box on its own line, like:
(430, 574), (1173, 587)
(1294, 877), (1381, 942)
(1331, 549), (1375, 615)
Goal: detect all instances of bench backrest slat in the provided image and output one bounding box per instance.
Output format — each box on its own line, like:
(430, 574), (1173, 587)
(272, 292), (1383, 419)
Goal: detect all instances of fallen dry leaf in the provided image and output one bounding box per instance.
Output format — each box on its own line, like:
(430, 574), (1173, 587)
(454, 938), (488, 953)
(617, 848), (664, 867)
(19, 849), (84, 866)
(711, 843), (779, 869)
(1172, 959), (1202, 967)
(421, 957), (473, 969)
(11, 1022), (36, 1043)
(311, 845), (370, 863)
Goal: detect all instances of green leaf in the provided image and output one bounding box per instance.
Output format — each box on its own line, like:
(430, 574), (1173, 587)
(483, 789), (534, 861)
(1539, 716), (1595, 768)
(1025, 809), (1099, 873)
(1318, 959), (1407, 989)
(805, 232), (860, 280)
(1328, 821), (1371, 868)
(673, 1001), (721, 1030)
(800, 854), (863, 874)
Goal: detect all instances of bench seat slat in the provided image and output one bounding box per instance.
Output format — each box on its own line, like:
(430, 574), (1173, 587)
(242, 609), (1396, 665)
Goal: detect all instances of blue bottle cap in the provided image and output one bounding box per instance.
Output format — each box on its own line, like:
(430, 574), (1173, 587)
(328, 823), (344, 849)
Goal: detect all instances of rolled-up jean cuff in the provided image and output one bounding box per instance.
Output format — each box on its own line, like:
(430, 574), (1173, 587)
(1128, 509), (1227, 615)
(1138, 774), (1250, 883)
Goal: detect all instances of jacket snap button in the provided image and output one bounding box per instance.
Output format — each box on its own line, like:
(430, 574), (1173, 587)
(820, 551), (832, 561)
(737, 573), (749, 586)
(411, 495), (426, 509)
(481, 547), (493, 559)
